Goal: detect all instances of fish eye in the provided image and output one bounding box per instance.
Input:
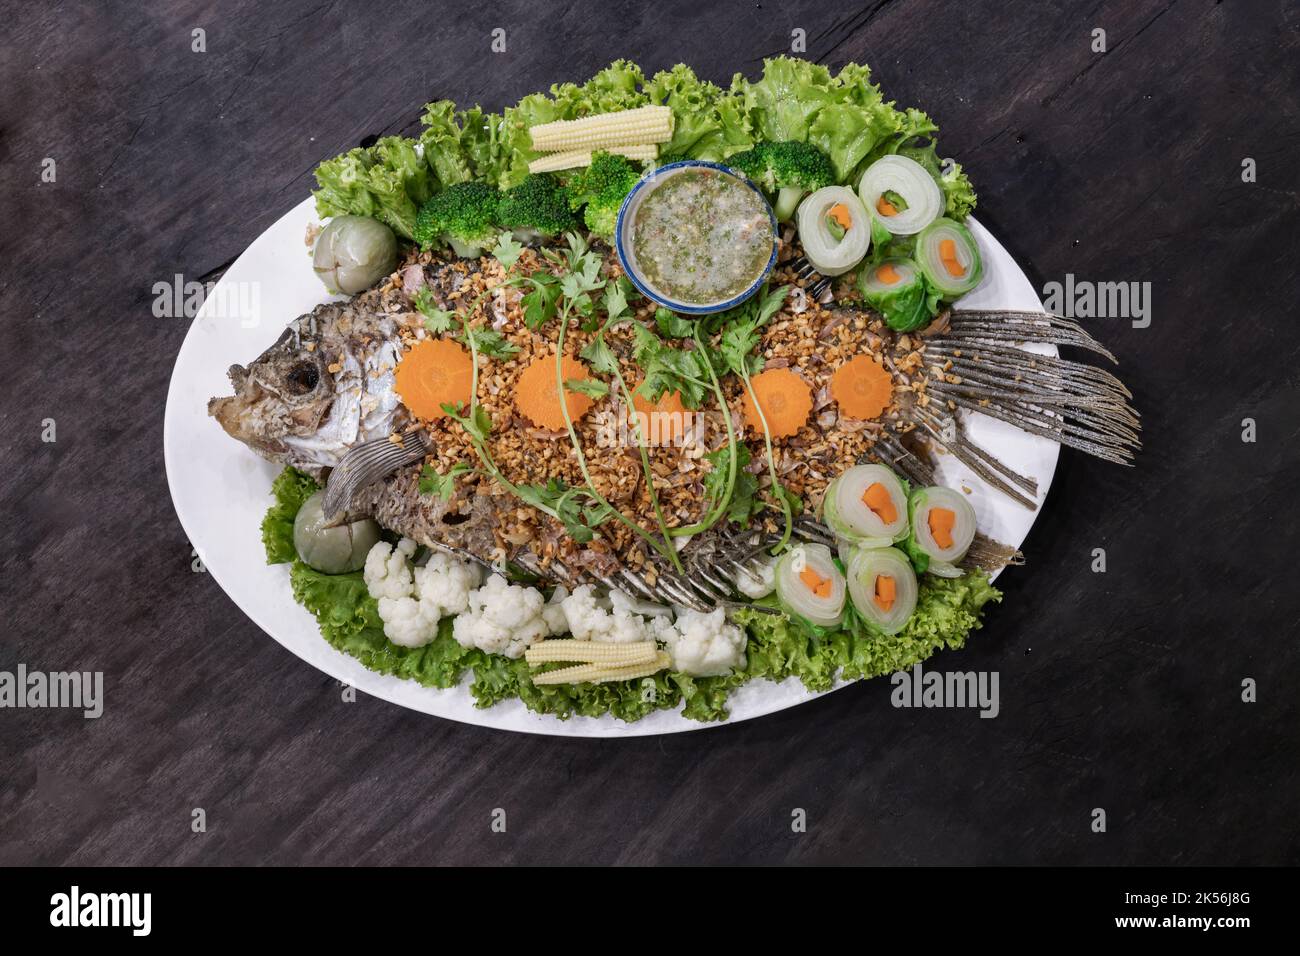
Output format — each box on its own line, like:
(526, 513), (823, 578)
(285, 361), (320, 394)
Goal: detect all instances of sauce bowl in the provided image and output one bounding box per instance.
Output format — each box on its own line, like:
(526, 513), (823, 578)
(614, 160), (778, 316)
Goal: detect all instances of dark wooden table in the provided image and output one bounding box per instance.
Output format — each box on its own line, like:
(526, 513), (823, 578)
(2, 0), (1297, 865)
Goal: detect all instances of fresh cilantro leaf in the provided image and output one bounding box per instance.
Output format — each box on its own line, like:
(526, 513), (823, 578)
(413, 288), (456, 334)
(630, 322), (662, 365)
(564, 377), (610, 399)
(630, 323), (709, 407)
(514, 478), (612, 544)
(492, 233), (524, 269)
(774, 481), (803, 517)
(570, 292), (594, 317)
(579, 335), (619, 376)
(604, 279), (632, 322)
(703, 443), (762, 527)
(560, 256), (604, 300)
(655, 307), (694, 339)
(459, 326), (519, 359)
(522, 275), (561, 330)
(756, 283), (792, 324)
(442, 402), (492, 443)
(418, 462), (471, 501)
(618, 275), (641, 304)
(720, 319), (764, 376)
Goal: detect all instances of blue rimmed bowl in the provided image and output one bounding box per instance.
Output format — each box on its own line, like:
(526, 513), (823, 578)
(614, 160), (778, 315)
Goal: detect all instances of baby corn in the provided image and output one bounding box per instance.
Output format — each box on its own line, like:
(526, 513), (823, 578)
(528, 143), (657, 174)
(525, 639), (658, 667)
(530, 651), (673, 686)
(528, 105), (672, 153)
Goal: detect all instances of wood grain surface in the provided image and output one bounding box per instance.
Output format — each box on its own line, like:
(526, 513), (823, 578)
(1, 0), (1298, 865)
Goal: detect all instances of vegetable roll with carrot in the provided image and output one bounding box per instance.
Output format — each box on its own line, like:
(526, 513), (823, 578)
(915, 218), (983, 297)
(908, 486), (977, 577)
(857, 155), (943, 237)
(822, 463), (910, 547)
(775, 543), (846, 628)
(795, 186), (871, 276)
(858, 258), (935, 332)
(846, 546), (918, 635)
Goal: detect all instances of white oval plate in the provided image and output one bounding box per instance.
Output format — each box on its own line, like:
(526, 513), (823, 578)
(164, 198), (1056, 737)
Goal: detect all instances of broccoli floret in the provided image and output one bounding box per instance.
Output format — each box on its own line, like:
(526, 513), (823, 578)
(566, 152), (642, 238)
(727, 141), (835, 221)
(495, 173), (578, 237)
(414, 181), (501, 257)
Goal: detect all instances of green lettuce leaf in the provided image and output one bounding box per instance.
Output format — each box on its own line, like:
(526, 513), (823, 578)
(860, 268), (943, 332)
(261, 468), (319, 564)
(549, 59), (648, 117)
(372, 136), (436, 207)
(457, 107), (510, 187)
(418, 100), (475, 188)
(312, 138), (433, 240)
(499, 93), (563, 188)
(894, 140), (978, 219)
(808, 102), (900, 185)
(645, 64), (753, 162)
(495, 62), (650, 190)
(737, 56), (840, 144)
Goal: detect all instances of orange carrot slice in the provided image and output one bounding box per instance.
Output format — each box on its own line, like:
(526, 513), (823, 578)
(928, 506), (956, 549)
(830, 355), (893, 420)
(939, 238), (966, 278)
(873, 574), (896, 611)
(828, 203), (854, 230)
(799, 566), (833, 599)
(741, 367), (813, 439)
(861, 481), (898, 524)
(515, 354), (595, 430)
(632, 383), (688, 443)
(876, 195), (898, 217)
(876, 263), (902, 285)
(394, 338), (474, 421)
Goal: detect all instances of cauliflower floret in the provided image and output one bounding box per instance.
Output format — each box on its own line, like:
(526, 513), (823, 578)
(452, 574), (559, 659)
(559, 585), (656, 644)
(414, 551), (482, 619)
(735, 558), (776, 600)
(541, 585), (570, 634)
(375, 594), (440, 648)
(660, 607), (747, 677)
(363, 539), (480, 648)
(363, 538), (416, 601)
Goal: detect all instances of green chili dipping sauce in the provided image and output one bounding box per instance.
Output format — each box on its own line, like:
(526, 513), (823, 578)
(630, 168), (774, 306)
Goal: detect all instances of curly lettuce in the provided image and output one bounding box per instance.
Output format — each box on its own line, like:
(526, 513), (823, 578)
(549, 59), (648, 116)
(417, 100), (476, 188)
(644, 64), (754, 162)
(312, 136), (435, 240)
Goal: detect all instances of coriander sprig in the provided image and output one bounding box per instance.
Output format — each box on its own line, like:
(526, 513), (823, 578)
(535, 232), (683, 568)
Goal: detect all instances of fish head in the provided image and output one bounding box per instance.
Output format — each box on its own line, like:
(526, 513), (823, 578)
(208, 303), (405, 475)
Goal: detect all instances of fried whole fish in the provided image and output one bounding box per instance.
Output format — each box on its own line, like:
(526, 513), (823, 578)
(209, 248), (1138, 610)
